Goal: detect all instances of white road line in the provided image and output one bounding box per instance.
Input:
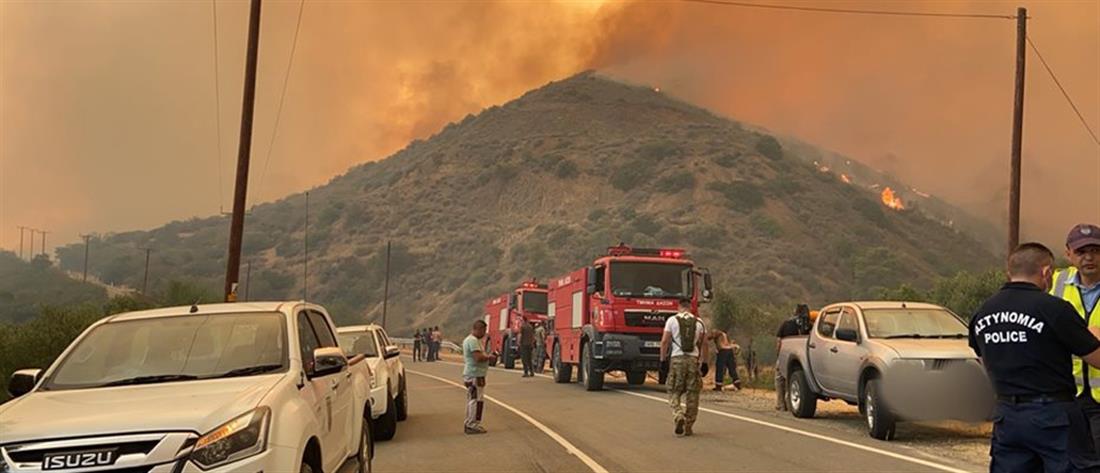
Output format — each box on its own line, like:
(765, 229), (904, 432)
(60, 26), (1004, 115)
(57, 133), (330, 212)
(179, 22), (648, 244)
(406, 369), (609, 473)
(433, 360), (975, 473)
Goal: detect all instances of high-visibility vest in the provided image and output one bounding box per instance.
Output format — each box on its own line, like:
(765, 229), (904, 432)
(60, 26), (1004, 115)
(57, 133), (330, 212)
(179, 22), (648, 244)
(1051, 267), (1100, 399)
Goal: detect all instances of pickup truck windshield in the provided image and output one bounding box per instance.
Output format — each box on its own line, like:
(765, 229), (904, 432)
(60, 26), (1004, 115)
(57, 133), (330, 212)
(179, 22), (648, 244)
(522, 291), (548, 314)
(863, 308), (968, 339)
(338, 332), (379, 357)
(44, 313), (288, 391)
(610, 262), (691, 299)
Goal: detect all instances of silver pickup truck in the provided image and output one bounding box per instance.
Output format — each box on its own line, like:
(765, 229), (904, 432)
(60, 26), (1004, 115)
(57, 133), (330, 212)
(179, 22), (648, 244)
(777, 301), (993, 440)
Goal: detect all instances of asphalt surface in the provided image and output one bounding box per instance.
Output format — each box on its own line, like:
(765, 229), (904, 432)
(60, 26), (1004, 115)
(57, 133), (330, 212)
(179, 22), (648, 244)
(349, 357), (987, 473)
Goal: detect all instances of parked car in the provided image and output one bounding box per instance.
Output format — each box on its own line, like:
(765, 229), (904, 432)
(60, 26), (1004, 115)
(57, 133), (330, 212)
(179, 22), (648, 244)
(777, 301), (993, 440)
(337, 324), (408, 441)
(0, 302), (374, 473)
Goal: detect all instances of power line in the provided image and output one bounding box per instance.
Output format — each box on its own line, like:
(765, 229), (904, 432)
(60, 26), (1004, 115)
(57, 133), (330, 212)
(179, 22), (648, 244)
(257, 0), (306, 203)
(211, 0), (226, 212)
(1026, 35), (1100, 147)
(677, 0), (1017, 20)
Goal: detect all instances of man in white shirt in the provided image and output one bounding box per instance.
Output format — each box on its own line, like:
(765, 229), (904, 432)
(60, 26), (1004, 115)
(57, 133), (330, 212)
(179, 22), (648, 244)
(660, 299), (709, 437)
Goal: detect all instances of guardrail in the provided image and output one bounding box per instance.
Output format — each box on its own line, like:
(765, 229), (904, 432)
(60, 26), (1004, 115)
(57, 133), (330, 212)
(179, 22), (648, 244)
(390, 337), (461, 353)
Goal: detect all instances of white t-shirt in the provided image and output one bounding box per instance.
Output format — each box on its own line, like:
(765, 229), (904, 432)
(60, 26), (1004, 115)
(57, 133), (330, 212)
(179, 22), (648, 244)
(664, 312), (705, 357)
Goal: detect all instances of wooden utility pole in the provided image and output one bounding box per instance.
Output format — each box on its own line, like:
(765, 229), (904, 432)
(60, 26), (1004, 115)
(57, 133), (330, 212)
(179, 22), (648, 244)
(39, 230), (48, 258)
(27, 229), (35, 258)
(382, 240), (391, 329)
(244, 260), (252, 302)
(1008, 6), (1027, 253)
(80, 234), (92, 282)
(16, 226), (27, 259)
(224, 0), (263, 302)
(141, 248), (152, 295)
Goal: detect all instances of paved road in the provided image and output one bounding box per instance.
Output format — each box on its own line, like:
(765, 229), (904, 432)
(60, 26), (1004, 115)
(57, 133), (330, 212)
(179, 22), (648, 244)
(353, 357), (987, 473)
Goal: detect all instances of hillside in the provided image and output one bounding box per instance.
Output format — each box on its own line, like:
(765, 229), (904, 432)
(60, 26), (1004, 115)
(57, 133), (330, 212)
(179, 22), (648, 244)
(57, 72), (998, 332)
(0, 252), (107, 323)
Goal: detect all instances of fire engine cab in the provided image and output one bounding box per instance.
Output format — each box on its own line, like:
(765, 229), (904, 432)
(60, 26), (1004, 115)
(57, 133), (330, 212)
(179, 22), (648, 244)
(484, 280), (549, 369)
(547, 245), (713, 391)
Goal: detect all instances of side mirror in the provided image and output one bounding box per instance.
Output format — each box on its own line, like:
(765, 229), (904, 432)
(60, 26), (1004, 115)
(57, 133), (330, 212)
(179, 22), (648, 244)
(8, 369), (42, 397)
(508, 293), (517, 311)
(308, 347), (348, 379)
(835, 328), (859, 343)
(586, 267), (597, 295)
(384, 345), (401, 359)
(703, 272), (713, 292)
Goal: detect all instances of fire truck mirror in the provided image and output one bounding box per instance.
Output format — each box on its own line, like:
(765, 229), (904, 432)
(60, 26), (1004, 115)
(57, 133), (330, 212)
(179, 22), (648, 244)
(586, 267), (598, 295)
(703, 272), (713, 292)
(508, 293), (517, 310)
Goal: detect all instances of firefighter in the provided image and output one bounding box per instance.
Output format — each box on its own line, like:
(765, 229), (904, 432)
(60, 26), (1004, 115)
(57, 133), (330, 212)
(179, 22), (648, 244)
(520, 321), (536, 378)
(970, 242), (1100, 472)
(774, 304), (811, 411)
(534, 322), (547, 373)
(1051, 224), (1100, 452)
(660, 299), (709, 437)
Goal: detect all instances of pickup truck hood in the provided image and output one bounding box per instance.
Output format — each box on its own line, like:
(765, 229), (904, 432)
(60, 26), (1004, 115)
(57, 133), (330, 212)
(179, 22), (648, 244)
(0, 374), (284, 445)
(876, 338), (977, 360)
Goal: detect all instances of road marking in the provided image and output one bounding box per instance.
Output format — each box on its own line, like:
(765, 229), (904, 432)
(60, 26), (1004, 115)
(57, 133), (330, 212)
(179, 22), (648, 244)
(406, 369), (609, 473)
(613, 389), (976, 473)
(434, 360), (975, 473)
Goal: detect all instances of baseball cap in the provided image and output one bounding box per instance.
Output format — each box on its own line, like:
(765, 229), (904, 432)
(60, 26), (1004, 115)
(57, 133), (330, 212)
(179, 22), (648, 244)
(1066, 223), (1100, 251)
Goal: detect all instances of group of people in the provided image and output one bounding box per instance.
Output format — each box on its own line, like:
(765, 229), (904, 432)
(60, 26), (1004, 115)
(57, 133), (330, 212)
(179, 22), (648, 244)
(412, 326), (443, 362)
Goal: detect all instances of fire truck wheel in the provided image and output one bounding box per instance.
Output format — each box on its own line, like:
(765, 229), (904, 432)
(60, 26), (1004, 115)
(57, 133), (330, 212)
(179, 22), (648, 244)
(626, 370), (646, 385)
(582, 342), (604, 391)
(552, 342), (572, 383)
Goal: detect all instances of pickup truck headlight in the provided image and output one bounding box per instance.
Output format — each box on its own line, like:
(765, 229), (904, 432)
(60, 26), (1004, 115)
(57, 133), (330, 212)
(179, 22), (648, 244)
(190, 407), (271, 470)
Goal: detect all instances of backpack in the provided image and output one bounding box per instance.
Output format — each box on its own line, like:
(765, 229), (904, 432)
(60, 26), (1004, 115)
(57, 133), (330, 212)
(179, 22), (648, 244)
(675, 314), (698, 353)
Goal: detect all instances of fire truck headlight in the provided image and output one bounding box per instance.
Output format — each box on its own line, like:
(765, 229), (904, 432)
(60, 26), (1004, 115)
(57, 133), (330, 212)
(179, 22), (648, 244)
(605, 340), (622, 349)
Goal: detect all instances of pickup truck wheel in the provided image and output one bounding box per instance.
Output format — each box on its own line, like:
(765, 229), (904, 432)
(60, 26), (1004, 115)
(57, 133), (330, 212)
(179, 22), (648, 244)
(503, 335), (516, 370)
(395, 377), (409, 421)
(864, 379), (897, 441)
(552, 343), (572, 383)
(626, 370), (646, 385)
(788, 368), (817, 418)
(374, 393), (398, 441)
(582, 341), (604, 391)
(356, 416), (373, 473)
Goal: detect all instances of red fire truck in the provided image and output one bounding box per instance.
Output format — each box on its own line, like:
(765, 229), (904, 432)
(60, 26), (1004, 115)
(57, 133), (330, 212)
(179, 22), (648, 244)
(547, 245), (713, 390)
(484, 280), (549, 369)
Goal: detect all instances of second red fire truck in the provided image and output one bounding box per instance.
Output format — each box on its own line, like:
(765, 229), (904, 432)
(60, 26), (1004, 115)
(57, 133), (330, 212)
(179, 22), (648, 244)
(484, 280), (549, 369)
(547, 245), (713, 390)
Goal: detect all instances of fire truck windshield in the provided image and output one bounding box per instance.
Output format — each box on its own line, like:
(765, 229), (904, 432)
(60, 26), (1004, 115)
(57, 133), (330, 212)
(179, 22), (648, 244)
(522, 291), (548, 314)
(609, 262), (691, 299)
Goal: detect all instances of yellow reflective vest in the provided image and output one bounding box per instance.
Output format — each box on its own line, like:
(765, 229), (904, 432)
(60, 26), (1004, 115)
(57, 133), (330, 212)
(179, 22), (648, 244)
(1051, 267), (1100, 399)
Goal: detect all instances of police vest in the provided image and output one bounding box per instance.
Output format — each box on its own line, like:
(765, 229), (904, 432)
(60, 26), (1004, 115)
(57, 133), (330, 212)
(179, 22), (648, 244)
(1051, 267), (1100, 399)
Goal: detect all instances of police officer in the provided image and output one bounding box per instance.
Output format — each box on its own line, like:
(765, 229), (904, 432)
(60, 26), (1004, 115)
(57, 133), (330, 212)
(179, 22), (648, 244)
(660, 299), (709, 437)
(969, 242), (1100, 472)
(1051, 224), (1100, 452)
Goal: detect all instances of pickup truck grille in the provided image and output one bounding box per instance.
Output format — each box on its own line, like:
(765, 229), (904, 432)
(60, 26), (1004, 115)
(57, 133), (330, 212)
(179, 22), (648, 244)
(929, 359), (965, 371)
(625, 311), (675, 328)
(2, 432), (194, 473)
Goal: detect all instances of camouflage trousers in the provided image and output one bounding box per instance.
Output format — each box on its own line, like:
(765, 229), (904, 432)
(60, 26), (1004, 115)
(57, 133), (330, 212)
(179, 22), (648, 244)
(666, 355), (702, 427)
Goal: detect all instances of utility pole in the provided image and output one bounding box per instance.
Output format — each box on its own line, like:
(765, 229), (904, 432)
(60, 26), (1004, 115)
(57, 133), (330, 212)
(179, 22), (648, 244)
(39, 230), (48, 258)
(382, 240), (391, 329)
(27, 229), (35, 258)
(303, 192), (309, 302)
(140, 247), (152, 296)
(244, 260), (252, 302)
(1008, 6), (1027, 253)
(224, 0), (263, 302)
(16, 226), (27, 259)
(80, 234), (92, 282)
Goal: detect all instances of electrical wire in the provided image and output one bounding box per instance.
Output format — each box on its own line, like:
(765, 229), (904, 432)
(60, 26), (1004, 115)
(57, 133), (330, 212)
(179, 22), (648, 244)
(677, 0), (1017, 20)
(1027, 35), (1100, 147)
(211, 0), (225, 212)
(257, 0), (306, 204)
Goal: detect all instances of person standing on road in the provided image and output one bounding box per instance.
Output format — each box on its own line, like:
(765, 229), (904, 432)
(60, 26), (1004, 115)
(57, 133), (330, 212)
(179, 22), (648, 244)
(420, 329), (430, 361)
(774, 304), (811, 411)
(710, 329), (741, 391)
(519, 321), (536, 378)
(463, 320), (498, 434)
(660, 299), (709, 437)
(1051, 224), (1100, 453)
(970, 242), (1100, 472)
(413, 329), (422, 362)
(430, 326), (442, 361)
(534, 322), (547, 373)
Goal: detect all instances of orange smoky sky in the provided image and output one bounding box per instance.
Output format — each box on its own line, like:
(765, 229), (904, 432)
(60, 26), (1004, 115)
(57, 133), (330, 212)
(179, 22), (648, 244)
(0, 0), (1097, 255)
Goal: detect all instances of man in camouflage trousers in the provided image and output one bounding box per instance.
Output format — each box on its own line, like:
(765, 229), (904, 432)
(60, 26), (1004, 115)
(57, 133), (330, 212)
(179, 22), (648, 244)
(660, 299), (709, 437)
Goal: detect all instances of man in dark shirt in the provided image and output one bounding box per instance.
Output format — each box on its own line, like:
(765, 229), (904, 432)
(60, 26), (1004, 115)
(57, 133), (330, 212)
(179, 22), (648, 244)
(774, 304), (812, 410)
(519, 322), (536, 378)
(970, 242), (1100, 472)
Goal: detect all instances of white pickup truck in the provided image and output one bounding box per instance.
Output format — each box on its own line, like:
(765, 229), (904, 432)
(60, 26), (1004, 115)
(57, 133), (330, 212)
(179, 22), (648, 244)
(0, 301), (374, 473)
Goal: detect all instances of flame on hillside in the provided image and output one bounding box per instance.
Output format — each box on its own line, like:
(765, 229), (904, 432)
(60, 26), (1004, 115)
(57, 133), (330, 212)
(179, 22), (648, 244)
(881, 187), (906, 210)
(840, 174), (852, 184)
